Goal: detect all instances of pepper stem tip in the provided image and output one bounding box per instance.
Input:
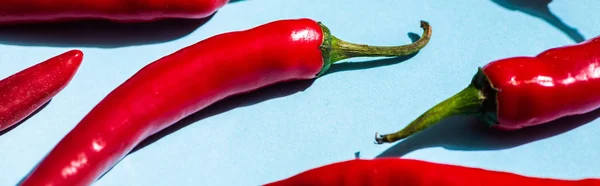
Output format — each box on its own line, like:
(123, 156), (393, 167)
(374, 132), (386, 144)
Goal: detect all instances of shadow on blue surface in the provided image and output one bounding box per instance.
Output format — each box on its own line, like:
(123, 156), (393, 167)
(0, 100), (51, 137)
(491, 0), (585, 43)
(0, 14), (215, 48)
(377, 107), (600, 158)
(87, 79), (316, 181)
(130, 79), (316, 155)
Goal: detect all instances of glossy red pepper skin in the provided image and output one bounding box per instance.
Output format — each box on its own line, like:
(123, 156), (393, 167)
(265, 158), (599, 186)
(0, 0), (228, 24)
(483, 37), (600, 129)
(0, 50), (83, 132)
(18, 19), (324, 186)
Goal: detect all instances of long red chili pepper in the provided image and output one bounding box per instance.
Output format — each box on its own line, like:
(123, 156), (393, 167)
(0, 0), (229, 24)
(19, 19), (432, 185)
(264, 158), (599, 186)
(375, 35), (600, 144)
(0, 50), (83, 132)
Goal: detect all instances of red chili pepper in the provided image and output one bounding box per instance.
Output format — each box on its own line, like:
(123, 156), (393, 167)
(375, 36), (600, 144)
(19, 19), (432, 185)
(0, 0), (229, 24)
(264, 158), (599, 186)
(0, 50), (83, 132)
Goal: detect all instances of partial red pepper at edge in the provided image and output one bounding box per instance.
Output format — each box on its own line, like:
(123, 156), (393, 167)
(19, 19), (432, 185)
(264, 158), (599, 186)
(375, 35), (600, 144)
(0, 50), (83, 132)
(0, 0), (229, 24)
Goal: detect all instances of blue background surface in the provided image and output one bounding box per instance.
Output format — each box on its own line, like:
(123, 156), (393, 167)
(1, 0), (599, 185)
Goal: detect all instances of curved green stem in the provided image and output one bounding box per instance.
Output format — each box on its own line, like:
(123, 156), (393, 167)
(317, 21), (432, 76)
(375, 84), (483, 144)
(374, 69), (498, 144)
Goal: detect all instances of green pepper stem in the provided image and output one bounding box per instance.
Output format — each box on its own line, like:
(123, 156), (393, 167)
(374, 84), (485, 144)
(317, 21), (432, 76)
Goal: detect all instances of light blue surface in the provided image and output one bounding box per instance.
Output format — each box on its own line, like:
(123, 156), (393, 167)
(1, 0), (599, 185)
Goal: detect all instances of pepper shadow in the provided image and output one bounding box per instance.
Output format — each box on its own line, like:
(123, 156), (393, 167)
(87, 80), (315, 181)
(377, 107), (600, 158)
(129, 79), (316, 154)
(490, 0), (585, 43)
(0, 14), (215, 48)
(0, 100), (51, 136)
(322, 32), (421, 76)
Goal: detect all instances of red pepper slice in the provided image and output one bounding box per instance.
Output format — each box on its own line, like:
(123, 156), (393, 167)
(19, 19), (432, 185)
(0, 50), (83, 132)
(375, 36), (600, 144)
(264, 158), (599, 186)
(0, 0), (229, 24)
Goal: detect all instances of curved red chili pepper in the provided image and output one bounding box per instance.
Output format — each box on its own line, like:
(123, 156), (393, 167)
(0, 50), (83, 132)
(19, 19), (432, 185)
(375, 36), (600, 144)
(264, 158), (599, 186)
(0, 0), (229, 24)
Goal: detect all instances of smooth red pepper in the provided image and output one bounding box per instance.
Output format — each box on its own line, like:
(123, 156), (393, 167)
(375, 35), (600, 144)
(19, 19), (432, 185)
(0, 0), (229, 24)
(0, 50), (83, 132)
(264, 158), (599, 186)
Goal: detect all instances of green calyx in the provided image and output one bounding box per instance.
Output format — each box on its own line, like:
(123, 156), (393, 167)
(316, 20), (433, 76)
(472, 68), (500, 126)
(375, 68), (499, 144)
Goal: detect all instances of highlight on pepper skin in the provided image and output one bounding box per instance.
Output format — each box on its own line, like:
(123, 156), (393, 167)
(0, 50), (83, 132)
(0, 0), (230, 24)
